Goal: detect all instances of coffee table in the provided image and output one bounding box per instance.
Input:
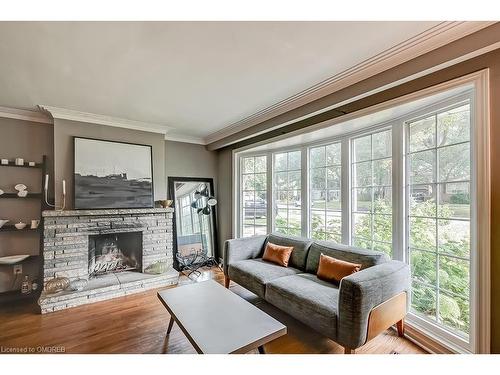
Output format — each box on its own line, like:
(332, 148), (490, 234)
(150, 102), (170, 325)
(157, 279), (286, 354)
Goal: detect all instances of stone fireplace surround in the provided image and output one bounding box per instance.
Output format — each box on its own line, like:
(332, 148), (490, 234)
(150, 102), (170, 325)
(39, 208), (178, 313)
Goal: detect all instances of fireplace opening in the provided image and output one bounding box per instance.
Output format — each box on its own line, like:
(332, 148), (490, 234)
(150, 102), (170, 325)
(88, 232), (143, 277)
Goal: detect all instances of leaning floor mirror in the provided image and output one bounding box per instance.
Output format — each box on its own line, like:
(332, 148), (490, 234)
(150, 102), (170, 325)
(168, 177), (219, 276)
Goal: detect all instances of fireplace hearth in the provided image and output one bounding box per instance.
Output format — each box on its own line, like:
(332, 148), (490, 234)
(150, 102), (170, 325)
(88, 232), (143, 276)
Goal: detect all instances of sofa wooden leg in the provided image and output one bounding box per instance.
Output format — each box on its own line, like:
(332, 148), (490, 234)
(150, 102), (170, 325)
(224, 275), (230, 289)
(396, 319), (405, 337)
(344, 347), (355, 354)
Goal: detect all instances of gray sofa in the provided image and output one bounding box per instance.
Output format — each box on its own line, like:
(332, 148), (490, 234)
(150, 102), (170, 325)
(223, 233), (410, 353)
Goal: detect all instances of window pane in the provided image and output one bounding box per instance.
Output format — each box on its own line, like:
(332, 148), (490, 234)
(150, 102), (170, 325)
(255, 226), (268, 236)
(438, 292), (469, 335)
(326, 143), (341, 165)
(274, 153), (287, 172)
(439, 255), (470, 297)
(353, 161), (371, 187)
(353, 188), (371, 212)
(410, 184), (436, 217)
(310, 190), (326, 209)
(373, 214), (392, 243)
(327, 166), (341, 189)
(255, 156), (267, 173)
(326, 212), (341, 234)
(411, 282), (437, 320)
(275, 172), (287, 190)
(411, 250), (437, 286)
(243, 174), (255, 190)
(353, 135), (371, 162)
(243, 225), (255, 237)
(311, 210), (326, 233)
(288, 171), (301, 190)
(372, 130), (392, 159)
(243, 157), (254, 173)
(409, 217), (436, 251)
(254, 173), (267, 190)
(288, 151), (301, 170)
(353, 237), (371, 249)
(353, 213), (371, 240)
(437, 104), (470, 147)
(438, 143), (470, 182)
(409, 115), (435, 152)
(438, 182), (470, 219)
(373, 158), (392, 186)
(243, 208), (255, 225)
(243, 191), (254, 207)
(409, 150), (435, 184)
(438, 219), (470, 258)
(310, 146), (326, 168)
(288, 209), (302, 231)
(311, 168), (326, 190)
(327, 190), (341, 211)
(326, 232), (342, 243)
(373, 187), (392, 214)
(312, 230), (326, 241)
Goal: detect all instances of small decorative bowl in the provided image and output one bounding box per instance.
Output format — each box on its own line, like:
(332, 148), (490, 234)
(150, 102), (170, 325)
(14, 183), (27, 191)
(15, 222), (27, 230)
(0, 219), (9, 228)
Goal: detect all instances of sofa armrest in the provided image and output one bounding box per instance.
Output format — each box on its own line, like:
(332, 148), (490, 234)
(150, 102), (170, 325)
(223, 235), (267, 275)
(337, 260), (410, 349)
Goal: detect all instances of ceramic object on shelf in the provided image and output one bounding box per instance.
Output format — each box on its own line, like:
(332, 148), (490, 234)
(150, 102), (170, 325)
(1, 159), (8, 165)
(14, 222), (26, 230)
(14, 183), (27, 191)
(28, 161), (35, 167)
(31, 219), (40, 229)
(15, 158), (24, 166)
(17, 190), (28, 197)
(0, 189), (4, 195)
(0, 255), (30, 265)
(45, 277), (70, 294)
(32, 282), (39, 291)
(0, 219), (9, 228)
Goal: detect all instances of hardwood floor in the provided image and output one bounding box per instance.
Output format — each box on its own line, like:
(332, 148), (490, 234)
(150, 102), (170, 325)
(0, 268), (426, 354)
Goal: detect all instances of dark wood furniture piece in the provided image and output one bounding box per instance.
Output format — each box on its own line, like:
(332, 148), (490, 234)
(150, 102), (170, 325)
(157, 279), (286, 354)
(0, 155), (49, 304)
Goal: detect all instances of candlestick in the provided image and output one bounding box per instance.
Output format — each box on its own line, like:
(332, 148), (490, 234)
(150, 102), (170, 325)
(62, 180), (66, 195)
(44, 174), (49, 191)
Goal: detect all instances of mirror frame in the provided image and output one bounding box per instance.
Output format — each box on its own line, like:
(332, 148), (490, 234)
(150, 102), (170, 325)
(167, 176), (219, 271)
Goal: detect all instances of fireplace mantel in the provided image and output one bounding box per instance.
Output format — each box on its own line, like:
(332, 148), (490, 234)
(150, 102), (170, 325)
(43, 207), (174, 217)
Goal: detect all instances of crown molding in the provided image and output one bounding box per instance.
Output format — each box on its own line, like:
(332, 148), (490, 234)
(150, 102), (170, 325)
(164, 133), (206, 145)
(204, 21), (495, 145)
(0, 106), (52, 124)
(37, 105), (173, 135)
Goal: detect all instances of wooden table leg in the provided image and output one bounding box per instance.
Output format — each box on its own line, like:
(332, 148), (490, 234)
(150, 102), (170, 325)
(258, 345), (265, 354)
(166, 316), (175, 335)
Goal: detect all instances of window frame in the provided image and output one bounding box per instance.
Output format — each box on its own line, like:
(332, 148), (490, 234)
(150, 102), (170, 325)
(232, 70), (490, 353)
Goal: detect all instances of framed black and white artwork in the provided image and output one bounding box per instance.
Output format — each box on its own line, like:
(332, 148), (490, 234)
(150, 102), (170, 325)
(74, 137), (154, 209)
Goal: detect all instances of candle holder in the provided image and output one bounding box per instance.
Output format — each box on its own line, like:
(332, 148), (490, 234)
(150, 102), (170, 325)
(44, 174), (66, 211)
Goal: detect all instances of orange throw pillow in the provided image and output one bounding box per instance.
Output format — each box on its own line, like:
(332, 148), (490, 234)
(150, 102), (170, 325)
(262, 242), (294, 267)
(317, 253), (361, 283)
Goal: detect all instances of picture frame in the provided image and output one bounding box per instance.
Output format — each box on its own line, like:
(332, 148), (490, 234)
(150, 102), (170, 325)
(73, 137), (154, 209)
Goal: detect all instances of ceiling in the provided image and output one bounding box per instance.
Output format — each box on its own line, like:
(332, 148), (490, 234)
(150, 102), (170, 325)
(0, 21), (472, 142)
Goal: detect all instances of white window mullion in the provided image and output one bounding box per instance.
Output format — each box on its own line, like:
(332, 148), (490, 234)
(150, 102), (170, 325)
(392, 122), (405, 262)
(267, 153), (273, 235)
(301, 146), (308, 237)
(341, 138), (350, 244)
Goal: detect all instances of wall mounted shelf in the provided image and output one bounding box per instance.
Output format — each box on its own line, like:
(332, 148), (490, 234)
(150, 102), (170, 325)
(0, 225), (40, 232)
(0, 161), (43, 169)
(0, 193), (43, 199)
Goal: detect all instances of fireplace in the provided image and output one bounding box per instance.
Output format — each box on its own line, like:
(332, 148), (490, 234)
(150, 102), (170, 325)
(88, 232), (143, 277)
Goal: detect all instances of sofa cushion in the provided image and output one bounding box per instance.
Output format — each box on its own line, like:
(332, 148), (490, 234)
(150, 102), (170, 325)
(305, 241), (389, 274)
(267, 233), (313, 270)
(317, 253), (361, 284)
(262, 242), (294, 267)
(228, 258), (302, 298)
(266, 273), (339, 339)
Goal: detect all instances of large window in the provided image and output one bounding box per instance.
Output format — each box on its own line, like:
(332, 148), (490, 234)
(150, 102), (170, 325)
(241, 155), (268, 237)
(235, 78), (488, 352)
(309, 143), (342, 242)
(351, 129), (393, 256)
(274, 151), (302, 236)
(406, 103), (471, 338)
